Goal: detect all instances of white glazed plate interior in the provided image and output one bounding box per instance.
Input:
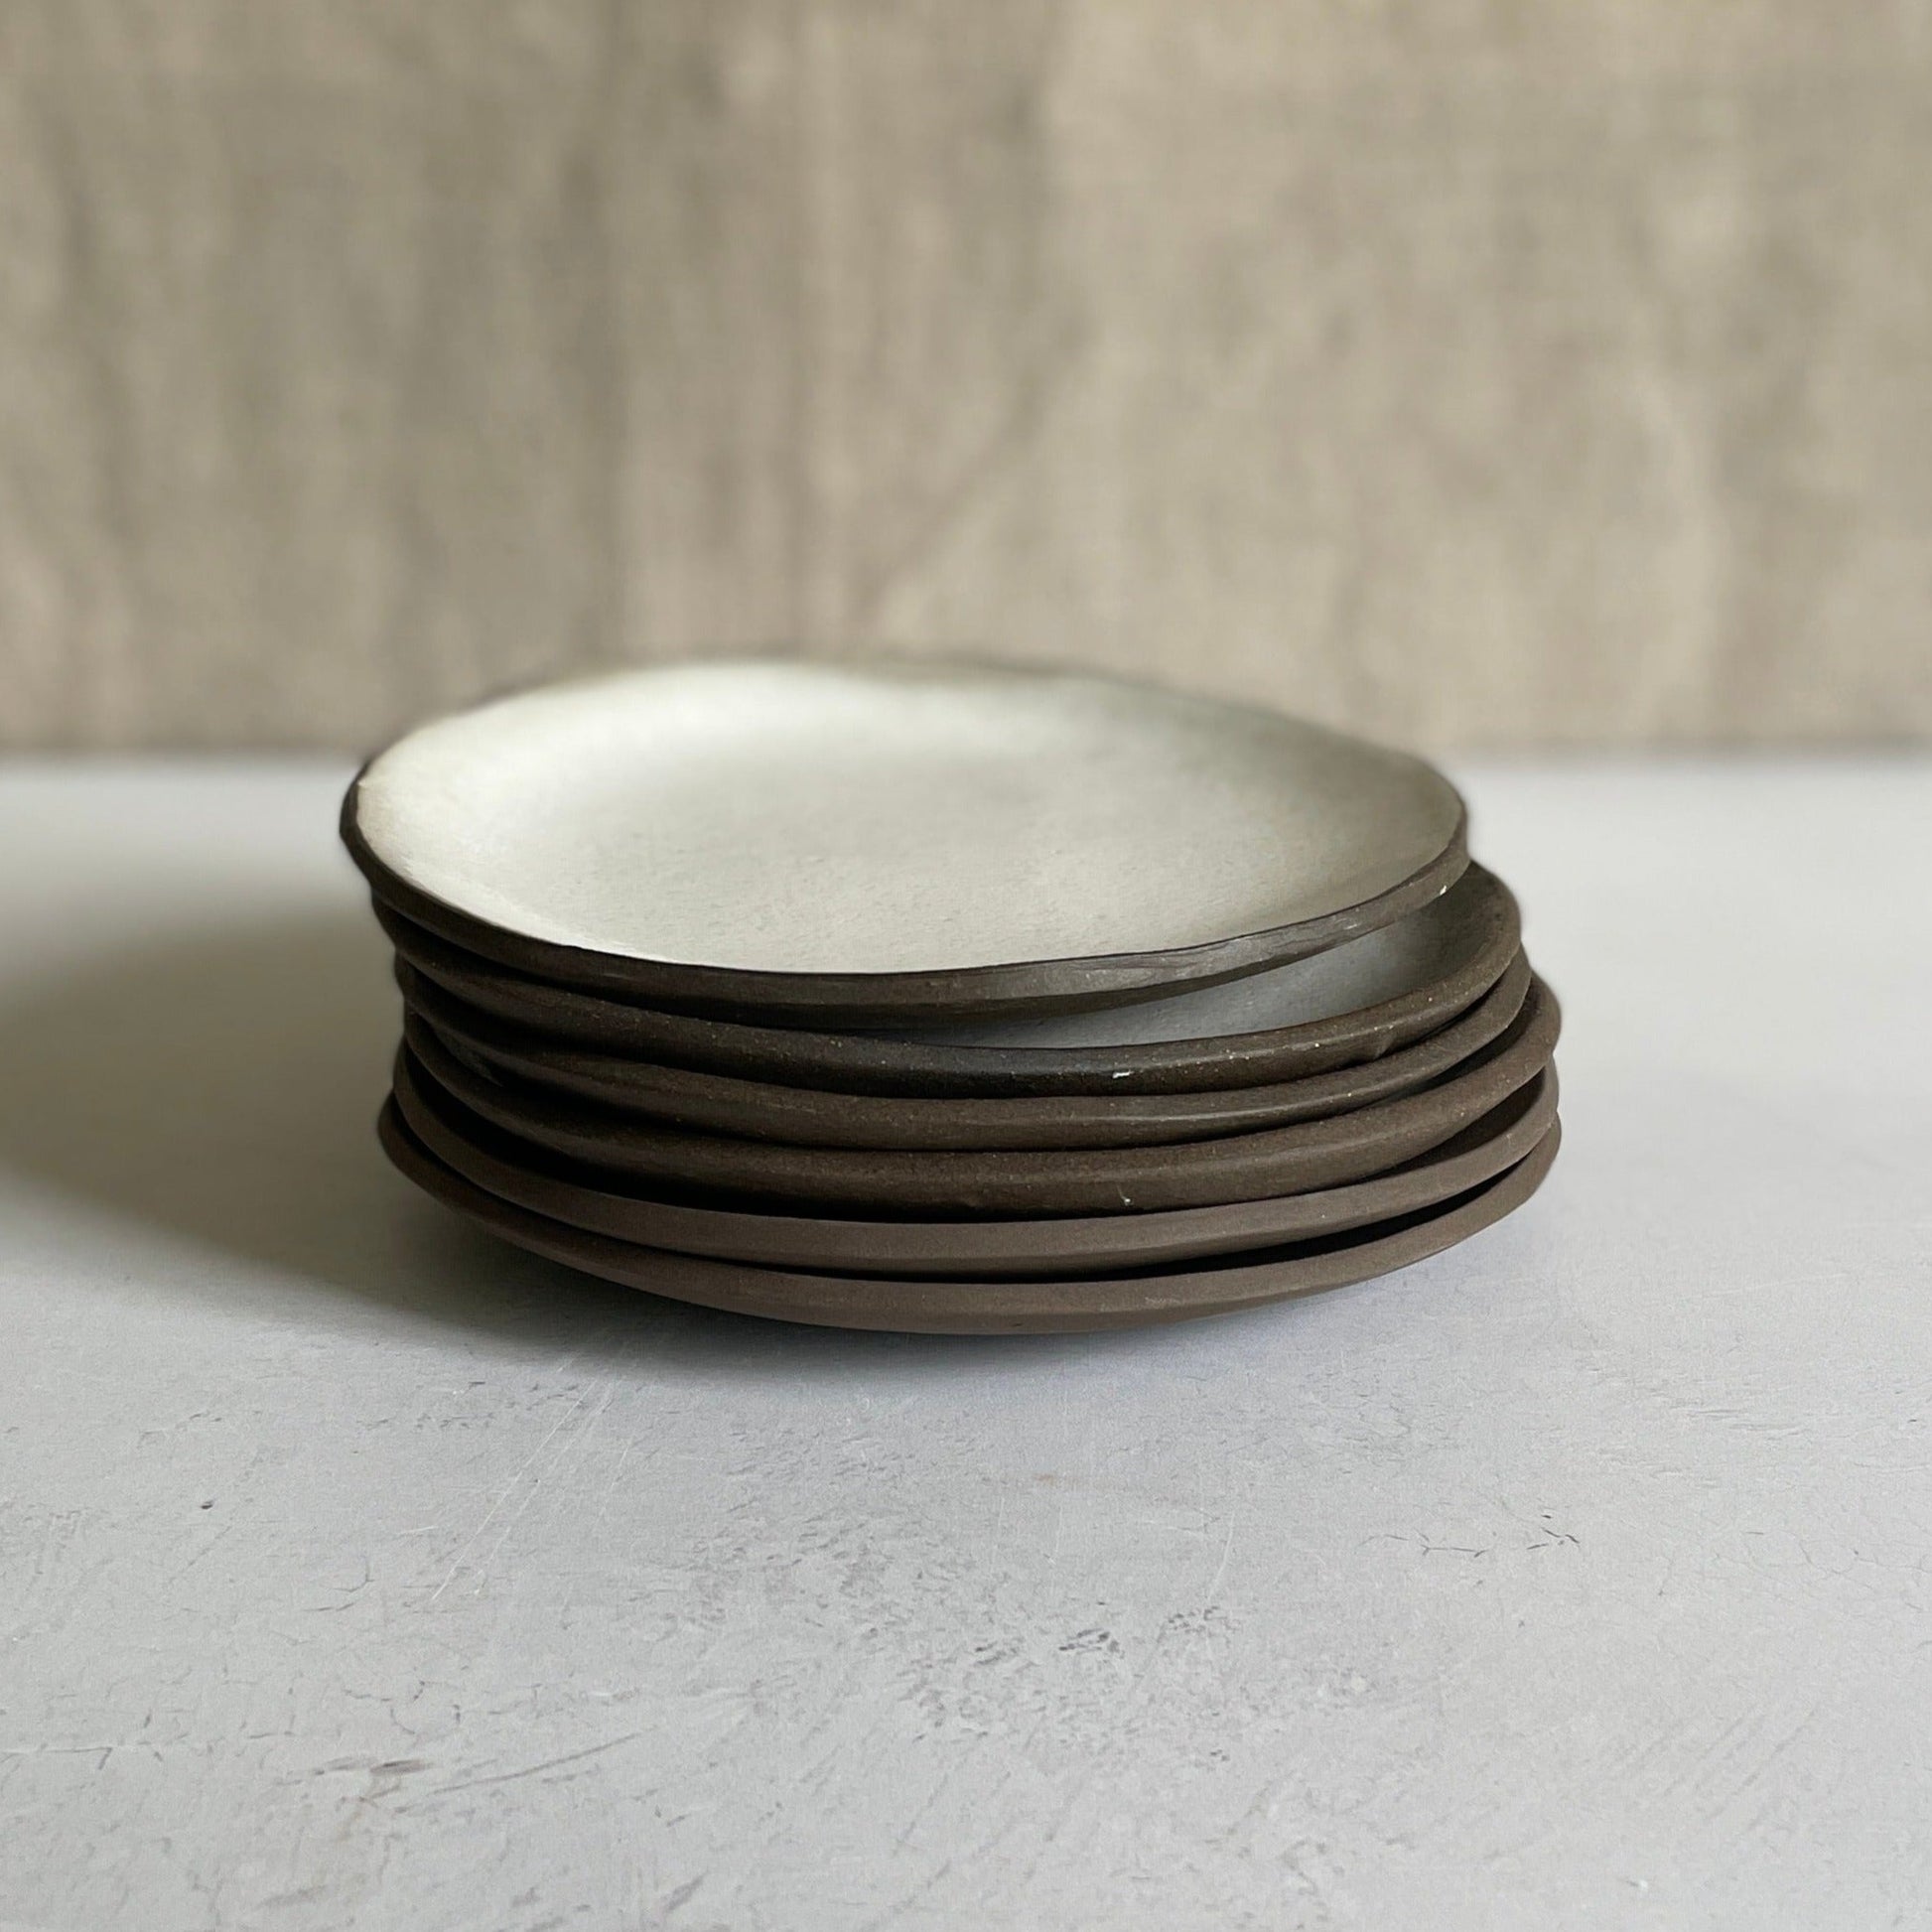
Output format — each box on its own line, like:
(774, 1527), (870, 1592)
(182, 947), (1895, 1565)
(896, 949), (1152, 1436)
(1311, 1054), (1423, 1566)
(353, 660), (1463, 977)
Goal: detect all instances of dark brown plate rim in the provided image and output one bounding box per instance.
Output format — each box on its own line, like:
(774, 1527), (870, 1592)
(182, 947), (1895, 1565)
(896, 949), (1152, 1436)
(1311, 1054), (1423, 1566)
(378, 864), (1521, 1098)
(399, 974), (1561, 1214)
(409, 950), (1534, 1151)
(391, 1043), (1560, 1277)
(378, 1103), (1561, 1333)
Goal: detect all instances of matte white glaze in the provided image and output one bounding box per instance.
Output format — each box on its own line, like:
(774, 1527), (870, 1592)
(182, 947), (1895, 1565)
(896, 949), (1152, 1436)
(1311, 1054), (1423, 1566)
(354, 659), (1462, 975)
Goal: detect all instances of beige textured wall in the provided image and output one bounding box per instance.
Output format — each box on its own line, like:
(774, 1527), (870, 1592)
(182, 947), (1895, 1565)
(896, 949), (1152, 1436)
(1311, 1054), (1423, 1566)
(3, 2), (1930, 751)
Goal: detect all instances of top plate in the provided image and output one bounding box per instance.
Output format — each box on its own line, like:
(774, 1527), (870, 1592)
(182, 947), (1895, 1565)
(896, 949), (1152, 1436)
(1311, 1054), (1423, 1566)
(344, 658), (1467, 1021)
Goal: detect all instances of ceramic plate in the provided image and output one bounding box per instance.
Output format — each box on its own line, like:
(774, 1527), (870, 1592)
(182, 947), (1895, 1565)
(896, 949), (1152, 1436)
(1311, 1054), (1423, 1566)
(391, 1044), (1559, 1277)
(379, 863), (1520, 1099)
(378, 1104), (1561, 1334)
(399, 975), (1560, 1214)
(407, 951), (1533, 1151)
(345, 659), (1466, 1021)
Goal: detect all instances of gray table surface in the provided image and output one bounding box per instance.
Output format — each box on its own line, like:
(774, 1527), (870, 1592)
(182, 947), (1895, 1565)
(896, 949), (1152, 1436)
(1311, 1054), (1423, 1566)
(1, 759), (1927, 1932)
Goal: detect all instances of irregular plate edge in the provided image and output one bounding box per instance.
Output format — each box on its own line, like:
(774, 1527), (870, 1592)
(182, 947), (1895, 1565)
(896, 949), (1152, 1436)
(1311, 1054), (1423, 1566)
(340, 662), (1470, 1020)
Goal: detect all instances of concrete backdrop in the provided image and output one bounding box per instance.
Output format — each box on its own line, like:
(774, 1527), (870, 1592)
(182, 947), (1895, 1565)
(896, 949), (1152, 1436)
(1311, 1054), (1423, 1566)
(4, 1), (1929, 751)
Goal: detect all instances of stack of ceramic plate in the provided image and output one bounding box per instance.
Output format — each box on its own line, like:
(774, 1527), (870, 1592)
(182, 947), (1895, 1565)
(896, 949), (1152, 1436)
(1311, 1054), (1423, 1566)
(345, 659), (1560, 1333)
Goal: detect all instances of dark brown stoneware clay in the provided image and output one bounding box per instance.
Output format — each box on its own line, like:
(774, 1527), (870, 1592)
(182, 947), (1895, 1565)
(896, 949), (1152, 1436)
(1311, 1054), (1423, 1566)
(405, 950), (1534, 1151)
(399, 975), (1560, 1215)
(390, 1043), (1560, 1278)
(377, 1101), (1562, 1333)
(375, 864), (1521, 1099)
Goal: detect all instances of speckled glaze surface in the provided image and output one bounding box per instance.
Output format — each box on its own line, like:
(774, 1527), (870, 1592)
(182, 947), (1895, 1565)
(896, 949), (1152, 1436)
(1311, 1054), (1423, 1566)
(376, 1102), (1562, 1333)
